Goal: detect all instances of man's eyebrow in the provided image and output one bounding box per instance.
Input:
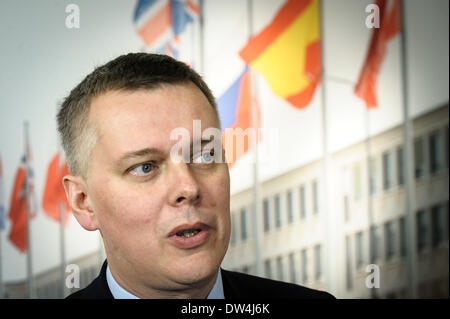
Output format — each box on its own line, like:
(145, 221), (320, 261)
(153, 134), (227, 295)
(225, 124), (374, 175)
(118, 138), (216, 164)
(194, 137), (218, 149)
(117, 148), (164, 164)
(200, 137), (214, 144)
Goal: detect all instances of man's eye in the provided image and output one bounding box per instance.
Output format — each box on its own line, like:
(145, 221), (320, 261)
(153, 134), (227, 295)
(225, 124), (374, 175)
(130, 163), (155, 176)
(193, 149), (215, 164)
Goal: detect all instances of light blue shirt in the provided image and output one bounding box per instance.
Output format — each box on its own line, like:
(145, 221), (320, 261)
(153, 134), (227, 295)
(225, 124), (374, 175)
(106, 264), (224, 299)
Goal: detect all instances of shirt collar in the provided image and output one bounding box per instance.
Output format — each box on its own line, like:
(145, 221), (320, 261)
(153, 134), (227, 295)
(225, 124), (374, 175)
(106, 264), (224, 299)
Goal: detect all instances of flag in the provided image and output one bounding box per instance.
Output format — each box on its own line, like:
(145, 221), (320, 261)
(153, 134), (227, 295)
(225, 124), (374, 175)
(8, 159), (27, 252)
(155, 40), (180, 59)
(0, 155), (6, 231)
(239, 0), (321, 109)
(354, 0), (401, 109)
(171, 0), (199, 39)
(8, 133), (37, 252)
(42, 153), (70, 226)
(217, 68), (261, 167)
(134, 0), (199, 53)
(8, 157), (36, 252)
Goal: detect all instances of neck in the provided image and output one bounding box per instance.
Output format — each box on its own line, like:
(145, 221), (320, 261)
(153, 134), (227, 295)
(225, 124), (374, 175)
(107, 262), (218, 299)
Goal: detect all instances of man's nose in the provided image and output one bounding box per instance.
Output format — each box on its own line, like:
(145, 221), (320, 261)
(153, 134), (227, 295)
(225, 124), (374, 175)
(168, 162), (201, 206)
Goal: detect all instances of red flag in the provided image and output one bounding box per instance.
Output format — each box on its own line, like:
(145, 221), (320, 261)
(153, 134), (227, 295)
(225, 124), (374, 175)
(354, 0), (401, 109)
(42, 153), (70, 226)
(8, 157), (30, 252)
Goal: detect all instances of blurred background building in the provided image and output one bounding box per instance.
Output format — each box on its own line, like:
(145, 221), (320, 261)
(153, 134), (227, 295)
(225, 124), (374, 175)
(0, 0), (448, 299)
(223, 104), (448, 298)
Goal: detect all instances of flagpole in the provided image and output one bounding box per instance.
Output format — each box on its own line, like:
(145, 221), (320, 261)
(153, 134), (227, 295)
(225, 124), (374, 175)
(319, 0), (333, 295)
(0, 220), (3, 299)
(198, 0), (205, 75)
(0, 234), (3, 299)
(0, 155), (4, 299)
(0, 225), (3, 299)
(59, 201), (66, 298)
(399, 0), (417, 299)
(364, 108), (378, 299)
(54, 106), (68, 298)
(98, 231), (104, 271)
(24, 121), (34, 298)
(247, 0), (263, 278)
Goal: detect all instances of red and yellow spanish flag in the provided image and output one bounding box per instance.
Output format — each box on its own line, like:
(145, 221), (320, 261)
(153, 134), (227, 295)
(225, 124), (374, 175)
(239, 0), (321, 109)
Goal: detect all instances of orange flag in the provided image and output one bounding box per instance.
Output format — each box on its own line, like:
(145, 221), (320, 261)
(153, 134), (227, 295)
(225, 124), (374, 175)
(42, 153), (70, 225)
(239, 0), (321, 109)
(354, 0), (401, 108)
(8, 156), (32, 252)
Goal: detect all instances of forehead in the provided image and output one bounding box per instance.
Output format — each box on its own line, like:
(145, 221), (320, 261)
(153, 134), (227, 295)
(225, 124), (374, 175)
(89, 82), (219, 155)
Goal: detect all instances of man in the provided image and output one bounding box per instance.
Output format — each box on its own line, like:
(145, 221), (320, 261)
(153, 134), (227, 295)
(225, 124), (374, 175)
(59, 53), (334, 299)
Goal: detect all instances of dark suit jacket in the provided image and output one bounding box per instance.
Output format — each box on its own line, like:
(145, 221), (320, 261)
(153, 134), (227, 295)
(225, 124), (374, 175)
(66, 260), (334, 299)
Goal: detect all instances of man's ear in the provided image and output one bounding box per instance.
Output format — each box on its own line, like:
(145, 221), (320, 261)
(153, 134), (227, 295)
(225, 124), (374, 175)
(63, 175), (98, 231)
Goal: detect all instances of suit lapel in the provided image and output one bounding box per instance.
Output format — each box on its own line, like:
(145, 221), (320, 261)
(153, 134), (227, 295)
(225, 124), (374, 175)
(220, 268), (242, 299)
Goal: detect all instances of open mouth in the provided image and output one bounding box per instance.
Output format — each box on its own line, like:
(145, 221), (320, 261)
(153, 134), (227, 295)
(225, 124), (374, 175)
(169, 223), (210, 249)
(176, 229), (201, 238)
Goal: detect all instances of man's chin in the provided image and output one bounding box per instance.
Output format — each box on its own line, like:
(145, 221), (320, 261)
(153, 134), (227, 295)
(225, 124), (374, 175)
(168, 254), (220, 286)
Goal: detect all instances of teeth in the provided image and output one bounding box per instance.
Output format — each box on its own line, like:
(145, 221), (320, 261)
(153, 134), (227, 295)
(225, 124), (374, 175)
(177, 230), (200, 238)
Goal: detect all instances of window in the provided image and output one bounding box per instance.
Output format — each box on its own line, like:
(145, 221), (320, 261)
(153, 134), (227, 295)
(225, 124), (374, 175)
(431, 205), (445, 247)
(353, 162), (362, 200)
(397, 146), (404, 186)
(385, 221), (396, 260)
(382, 151), (393, 190)
(314, 244), (322, 281)
(446, 125), (449, 169)
(287, 190), (293, 224)
(299, 185), (306, 219)
(276, 256), (283, 281)
(370, 226), (381, 263)
(369, 157), (377, 194)
(386, 291), (397, 299)
(312, 180), (319, 214)
(242, 265), (249, 274)
(414, 137), (425, 179)
(264, 259), (272, 279)
(301, 249), (308, 283)
(275, 194), (281, 229)
(399, 217), (406, 257)
(343, 195), (350, 222)
(417, 210), (428, 252)
(288, 253), (296, 283)
(355, 231), (364, 269)
(263, 198), (270, 233)
(346, 235), (353, 291)
(429, 131), (444, 174)
(447, 201), (449, 240)
(230, 212), (236, 246)
(240, 207), (247, 241)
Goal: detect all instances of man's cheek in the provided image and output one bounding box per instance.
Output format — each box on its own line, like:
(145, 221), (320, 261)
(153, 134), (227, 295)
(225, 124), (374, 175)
(93, 186), (140, 225)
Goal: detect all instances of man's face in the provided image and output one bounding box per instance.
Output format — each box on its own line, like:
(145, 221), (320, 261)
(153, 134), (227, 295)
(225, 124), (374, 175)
(85, 82), (230, 294)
